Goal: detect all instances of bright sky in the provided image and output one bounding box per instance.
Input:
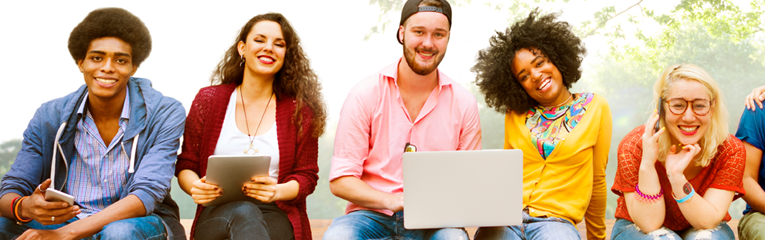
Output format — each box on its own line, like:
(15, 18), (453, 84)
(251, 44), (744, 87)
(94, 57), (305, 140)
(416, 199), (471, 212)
(0, 0), (505, 142)
(0, 0), (700, 142)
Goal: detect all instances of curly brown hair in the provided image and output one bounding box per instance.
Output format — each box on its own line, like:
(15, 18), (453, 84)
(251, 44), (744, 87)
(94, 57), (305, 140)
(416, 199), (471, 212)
(68, 8), (151, 66)
(473, 10), (586, 114)
(211, 12), (327, 138)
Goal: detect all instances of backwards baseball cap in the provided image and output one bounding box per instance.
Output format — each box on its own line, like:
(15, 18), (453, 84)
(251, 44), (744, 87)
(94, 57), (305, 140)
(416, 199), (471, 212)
(397, 0), (452, 44)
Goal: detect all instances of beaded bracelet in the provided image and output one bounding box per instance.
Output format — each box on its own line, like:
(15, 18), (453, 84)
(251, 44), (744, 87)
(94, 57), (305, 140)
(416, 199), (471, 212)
(13, 196), (32, 224)
(635, 184), (664, 203)
(673, 185), (695, 203)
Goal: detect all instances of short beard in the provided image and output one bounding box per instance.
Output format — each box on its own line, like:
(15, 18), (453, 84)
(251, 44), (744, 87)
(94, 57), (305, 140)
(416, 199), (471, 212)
(402, 36), (444, 76)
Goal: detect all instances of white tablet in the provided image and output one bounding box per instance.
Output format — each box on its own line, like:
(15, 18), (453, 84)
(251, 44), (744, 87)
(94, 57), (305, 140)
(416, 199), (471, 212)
(203, 155), (271, 207)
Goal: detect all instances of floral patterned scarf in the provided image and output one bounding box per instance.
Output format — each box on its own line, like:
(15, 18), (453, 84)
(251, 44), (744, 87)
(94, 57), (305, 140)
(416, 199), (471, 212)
(525, 93), (594, 159)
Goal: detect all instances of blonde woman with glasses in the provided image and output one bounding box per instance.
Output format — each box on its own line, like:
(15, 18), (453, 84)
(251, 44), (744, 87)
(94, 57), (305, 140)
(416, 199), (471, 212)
(610, 64), (745, 240)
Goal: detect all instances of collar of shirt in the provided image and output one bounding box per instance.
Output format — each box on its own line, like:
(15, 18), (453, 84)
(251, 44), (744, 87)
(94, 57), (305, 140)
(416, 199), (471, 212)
(76, 88), (131, 121)
(380, 58), (454, 95)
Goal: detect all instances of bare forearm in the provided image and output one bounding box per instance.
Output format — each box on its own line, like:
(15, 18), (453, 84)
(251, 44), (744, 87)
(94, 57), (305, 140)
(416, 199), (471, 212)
(742, 143), (765, 212)
(178, 169), (200, 196)
(58, 195), (146, 239)
(629, 164), (666, 232)
(330, 176), (396, 210)
(0, 193), (21, 219)
(275, 180), (299, 201)
(670, 176), (731, 229)
(743, 177), (765, 213)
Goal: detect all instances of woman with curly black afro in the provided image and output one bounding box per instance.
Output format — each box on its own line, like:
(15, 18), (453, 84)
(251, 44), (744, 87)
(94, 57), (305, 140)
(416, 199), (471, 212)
(473, 10), (613, 240)
(176, 13), (325, 240)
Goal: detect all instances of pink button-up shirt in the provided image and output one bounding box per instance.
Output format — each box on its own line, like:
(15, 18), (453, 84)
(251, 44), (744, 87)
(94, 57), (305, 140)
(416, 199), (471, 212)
(330, 59), (482, 216)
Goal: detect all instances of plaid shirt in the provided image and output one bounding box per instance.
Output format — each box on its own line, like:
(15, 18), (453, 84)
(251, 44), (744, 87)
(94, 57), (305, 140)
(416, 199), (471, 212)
(66, 90), (130, 218)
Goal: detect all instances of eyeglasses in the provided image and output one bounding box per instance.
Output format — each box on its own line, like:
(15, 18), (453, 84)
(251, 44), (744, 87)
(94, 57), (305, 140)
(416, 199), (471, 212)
(664, 98), (713, 116)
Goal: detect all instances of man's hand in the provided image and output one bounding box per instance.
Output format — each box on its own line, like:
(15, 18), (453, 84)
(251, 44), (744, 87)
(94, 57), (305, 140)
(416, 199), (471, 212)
(17, 228), (74, 240)
(745, 85), (765, 110)
(383, 194), (404, 212)
(21, 179), (79, 225)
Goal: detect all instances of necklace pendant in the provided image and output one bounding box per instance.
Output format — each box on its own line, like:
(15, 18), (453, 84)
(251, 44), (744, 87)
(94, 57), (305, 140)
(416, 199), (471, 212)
(244, 143), (258, 155)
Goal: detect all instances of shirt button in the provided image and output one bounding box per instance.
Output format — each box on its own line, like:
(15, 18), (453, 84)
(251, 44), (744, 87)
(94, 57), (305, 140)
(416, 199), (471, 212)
(104, 179), (108, 183)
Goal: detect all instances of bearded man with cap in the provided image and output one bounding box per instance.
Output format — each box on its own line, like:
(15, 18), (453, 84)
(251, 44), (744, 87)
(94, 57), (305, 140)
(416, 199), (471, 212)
(324, 0), (482, 239)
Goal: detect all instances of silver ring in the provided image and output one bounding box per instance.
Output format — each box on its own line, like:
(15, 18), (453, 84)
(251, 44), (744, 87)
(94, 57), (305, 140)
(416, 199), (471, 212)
(37, 184), (46, 193)
(51, 216), (55, 222)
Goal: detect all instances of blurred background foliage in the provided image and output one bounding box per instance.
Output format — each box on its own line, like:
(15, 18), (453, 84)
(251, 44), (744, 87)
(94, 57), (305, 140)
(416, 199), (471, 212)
(2, 0), (765, 222)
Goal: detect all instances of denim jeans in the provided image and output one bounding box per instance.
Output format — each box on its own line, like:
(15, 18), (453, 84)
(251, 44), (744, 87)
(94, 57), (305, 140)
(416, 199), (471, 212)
(738, 211), (765, 240)
(0, 214), (167, 240)
(473, 209), (580, 240)
(322, 210), (468, 240)
(610, 218), (735, 240)
(194, 201), (293, 240)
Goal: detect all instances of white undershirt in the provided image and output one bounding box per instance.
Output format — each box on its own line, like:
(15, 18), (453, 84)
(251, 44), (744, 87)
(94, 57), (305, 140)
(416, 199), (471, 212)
(213, 88), (280, 179)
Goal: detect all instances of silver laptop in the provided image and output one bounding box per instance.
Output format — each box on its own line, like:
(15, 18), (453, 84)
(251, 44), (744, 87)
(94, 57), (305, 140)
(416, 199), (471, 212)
(204, 155), (271, 207)
(402, 149), (522, 229)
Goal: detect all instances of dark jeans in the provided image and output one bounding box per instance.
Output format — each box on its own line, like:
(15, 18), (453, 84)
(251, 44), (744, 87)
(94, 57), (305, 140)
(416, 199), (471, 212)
(194, 201), (293, 240)
(0, 214), (167, 240)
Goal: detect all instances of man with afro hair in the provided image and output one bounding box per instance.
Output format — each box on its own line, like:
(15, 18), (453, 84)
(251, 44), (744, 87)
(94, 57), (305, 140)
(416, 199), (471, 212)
(0, 7), (186, 240)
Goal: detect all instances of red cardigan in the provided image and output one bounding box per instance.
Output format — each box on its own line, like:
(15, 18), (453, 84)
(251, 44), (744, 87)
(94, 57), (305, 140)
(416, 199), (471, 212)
(176, 83), (319, 240)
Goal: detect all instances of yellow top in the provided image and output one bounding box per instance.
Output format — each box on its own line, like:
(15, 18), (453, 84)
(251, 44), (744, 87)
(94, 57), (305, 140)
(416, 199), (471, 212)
(505, 94), (612, 240)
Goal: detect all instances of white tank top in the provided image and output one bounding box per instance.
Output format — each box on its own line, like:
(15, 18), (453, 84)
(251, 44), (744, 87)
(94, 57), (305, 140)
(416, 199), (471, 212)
(213, 88), (280, 179)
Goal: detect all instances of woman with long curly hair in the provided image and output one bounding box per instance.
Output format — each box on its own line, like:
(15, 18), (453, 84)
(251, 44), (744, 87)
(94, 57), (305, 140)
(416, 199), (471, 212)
(610, 64), (742, 240)
(175, 12), (326, 240)
(472, 10), (612, 240)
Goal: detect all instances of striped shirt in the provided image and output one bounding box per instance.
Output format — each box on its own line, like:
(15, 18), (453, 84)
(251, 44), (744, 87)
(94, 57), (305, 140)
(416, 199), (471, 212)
(66, 90), (130, 218)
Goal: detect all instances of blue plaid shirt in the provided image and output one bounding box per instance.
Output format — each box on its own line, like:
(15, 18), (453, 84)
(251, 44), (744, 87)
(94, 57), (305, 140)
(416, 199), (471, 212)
(66, 90), (130, 218)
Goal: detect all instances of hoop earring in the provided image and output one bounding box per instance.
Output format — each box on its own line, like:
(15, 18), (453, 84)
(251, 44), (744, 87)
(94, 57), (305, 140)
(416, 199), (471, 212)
(240, 55), (246, 67)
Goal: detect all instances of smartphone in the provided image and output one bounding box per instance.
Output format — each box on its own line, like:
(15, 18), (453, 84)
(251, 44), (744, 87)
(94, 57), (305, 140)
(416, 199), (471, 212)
(654, 98), (663, 133)
(45, 188), (74, 206)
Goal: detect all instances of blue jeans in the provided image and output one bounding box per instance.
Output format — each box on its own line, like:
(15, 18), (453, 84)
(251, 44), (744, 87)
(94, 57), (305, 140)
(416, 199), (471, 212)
(473, 209), (580, 240)
(322, 210), (468, 240)
(610, 218), (735, 240)
(0, 214), (167, 240)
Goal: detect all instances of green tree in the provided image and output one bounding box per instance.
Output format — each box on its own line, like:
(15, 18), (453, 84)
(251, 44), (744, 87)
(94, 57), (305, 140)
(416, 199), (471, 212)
(0, 139), (21, 179)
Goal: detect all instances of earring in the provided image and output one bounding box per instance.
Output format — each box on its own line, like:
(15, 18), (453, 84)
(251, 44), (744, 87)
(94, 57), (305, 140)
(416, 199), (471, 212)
(240, 55), (246, 67)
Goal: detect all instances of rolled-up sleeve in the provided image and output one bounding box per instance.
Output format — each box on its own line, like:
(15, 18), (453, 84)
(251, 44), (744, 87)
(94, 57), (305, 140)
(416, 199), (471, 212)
(329, 82), (375, 181)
